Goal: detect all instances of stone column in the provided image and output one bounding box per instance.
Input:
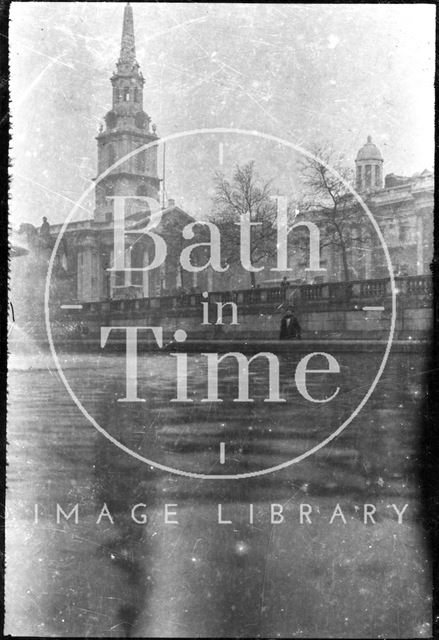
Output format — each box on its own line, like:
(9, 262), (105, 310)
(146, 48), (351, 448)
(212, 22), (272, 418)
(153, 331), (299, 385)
(109, 249), (115, 298)
(207, 268), (213, 292)
(124, 247), (131, 287)
(364, 245), (372, 279)
(76, 233), (98, 302)
(79, 248), (93, 302)
(91, 249), (102, 301)
(176, 266), (182, 289)
(77, 250), (84, 301)
(143, 250), (149, 298)
(159, 262), (166, 293)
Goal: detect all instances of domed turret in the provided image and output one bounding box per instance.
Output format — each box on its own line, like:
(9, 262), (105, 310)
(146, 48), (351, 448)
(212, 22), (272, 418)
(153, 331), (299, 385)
(355, 135), (383, 192)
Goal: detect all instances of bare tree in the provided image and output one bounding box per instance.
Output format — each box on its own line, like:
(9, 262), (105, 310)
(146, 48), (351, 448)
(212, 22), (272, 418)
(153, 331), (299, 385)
(299, 145), (371, 282)
(210, 162), (279, 287)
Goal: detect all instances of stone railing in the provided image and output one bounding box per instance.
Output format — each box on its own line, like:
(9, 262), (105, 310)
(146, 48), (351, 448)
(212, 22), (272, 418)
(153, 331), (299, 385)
(77, 275), (432, 317)
(399, 275), (433, 297)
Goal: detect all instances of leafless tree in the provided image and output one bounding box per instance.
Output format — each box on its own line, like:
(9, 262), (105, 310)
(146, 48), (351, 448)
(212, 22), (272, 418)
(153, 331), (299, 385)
(210, 162), (279, 287)
(299, 145), (372, 282)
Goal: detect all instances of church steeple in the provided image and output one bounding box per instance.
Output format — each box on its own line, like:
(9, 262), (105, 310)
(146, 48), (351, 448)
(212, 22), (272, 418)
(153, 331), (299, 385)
(111, 2), (145, 115)
(119, 3), (136, 64)
(94, 3), (160, 223)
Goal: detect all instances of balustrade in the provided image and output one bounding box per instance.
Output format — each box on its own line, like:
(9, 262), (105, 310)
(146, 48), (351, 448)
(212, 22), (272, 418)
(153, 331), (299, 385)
(71, 275), (433, 317)
(405, 275), (432, 296)
(359, 279), (387, 298)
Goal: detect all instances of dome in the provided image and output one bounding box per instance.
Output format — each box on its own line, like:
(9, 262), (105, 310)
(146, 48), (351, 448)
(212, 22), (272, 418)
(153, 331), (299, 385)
(356, 135), (383, 161)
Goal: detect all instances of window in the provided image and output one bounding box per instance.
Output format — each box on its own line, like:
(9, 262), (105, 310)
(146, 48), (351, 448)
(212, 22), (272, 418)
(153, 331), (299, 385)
(123, 87), (130, 102)
(134, 87), (138, 102)
(115, 271), (125, 286)
(137, 151), (145, 173)
(375, 165), (381, 187)
(107, 144), (115, 168)
(365, 164), (372, 187)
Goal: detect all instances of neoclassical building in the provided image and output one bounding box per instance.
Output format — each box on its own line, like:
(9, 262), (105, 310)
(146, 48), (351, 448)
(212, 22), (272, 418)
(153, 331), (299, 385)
(354, 136), (433, 279)
(279, 136), (433, 286)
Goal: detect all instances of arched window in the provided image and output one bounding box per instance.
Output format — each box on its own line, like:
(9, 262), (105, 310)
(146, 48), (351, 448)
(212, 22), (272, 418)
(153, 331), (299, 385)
(123, 87), (130, 102)
(365, 164), (372, 187)
(375, 165), (381, 187)
(107, 144), (115, 168)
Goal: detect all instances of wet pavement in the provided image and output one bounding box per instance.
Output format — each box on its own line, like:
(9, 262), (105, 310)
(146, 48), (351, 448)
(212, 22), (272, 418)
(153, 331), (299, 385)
(6, 340), (432, 637)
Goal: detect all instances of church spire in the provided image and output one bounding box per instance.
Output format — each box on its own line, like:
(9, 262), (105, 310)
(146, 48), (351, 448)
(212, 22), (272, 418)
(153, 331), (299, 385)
(120, 3), (136, 64)
(94, 3), (160, 224)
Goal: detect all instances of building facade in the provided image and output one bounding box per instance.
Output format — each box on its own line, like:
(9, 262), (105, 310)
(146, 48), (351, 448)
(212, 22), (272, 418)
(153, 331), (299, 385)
(13, 5), (434, 305)
(273, 137), (433, 286)
(354, 136), (433, 279)
(40, 3), (205, 303)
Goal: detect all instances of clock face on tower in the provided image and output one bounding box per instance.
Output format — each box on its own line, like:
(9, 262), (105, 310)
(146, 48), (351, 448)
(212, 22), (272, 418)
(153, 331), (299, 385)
(48, 129), (395, 479)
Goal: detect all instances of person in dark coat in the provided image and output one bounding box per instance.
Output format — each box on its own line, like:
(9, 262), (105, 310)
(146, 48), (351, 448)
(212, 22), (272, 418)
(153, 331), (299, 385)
(279, 307), (301, 339)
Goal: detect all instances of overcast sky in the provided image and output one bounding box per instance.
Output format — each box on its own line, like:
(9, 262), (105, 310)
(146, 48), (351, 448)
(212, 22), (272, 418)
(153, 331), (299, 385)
(9, 2), (435, 226)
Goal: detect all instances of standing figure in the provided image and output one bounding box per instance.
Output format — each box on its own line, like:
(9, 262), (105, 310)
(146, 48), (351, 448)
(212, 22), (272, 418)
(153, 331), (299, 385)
(279, 307), (301, 340)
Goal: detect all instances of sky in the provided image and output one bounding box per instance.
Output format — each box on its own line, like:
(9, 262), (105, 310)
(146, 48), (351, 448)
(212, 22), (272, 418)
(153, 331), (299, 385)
(9, 2), (435, 226)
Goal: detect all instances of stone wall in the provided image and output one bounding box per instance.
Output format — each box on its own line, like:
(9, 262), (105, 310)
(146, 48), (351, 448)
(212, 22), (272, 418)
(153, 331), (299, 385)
(56, 275), (432, 344)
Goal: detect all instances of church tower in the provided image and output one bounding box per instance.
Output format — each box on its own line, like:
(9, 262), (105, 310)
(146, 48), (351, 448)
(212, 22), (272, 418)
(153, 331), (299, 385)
(94, 3), (160, 223)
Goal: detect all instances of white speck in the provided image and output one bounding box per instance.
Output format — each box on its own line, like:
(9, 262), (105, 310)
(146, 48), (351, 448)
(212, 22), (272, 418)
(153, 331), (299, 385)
(235, 541), (249, 555)
(327, 34), (340, 49)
